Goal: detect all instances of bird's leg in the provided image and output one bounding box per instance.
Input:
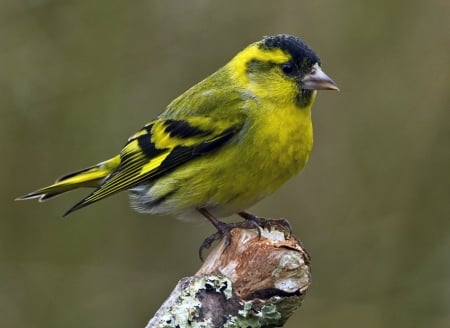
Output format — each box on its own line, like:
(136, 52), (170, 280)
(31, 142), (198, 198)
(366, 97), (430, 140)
(238, 211), (293, 237)
(197, 208), (259, 261)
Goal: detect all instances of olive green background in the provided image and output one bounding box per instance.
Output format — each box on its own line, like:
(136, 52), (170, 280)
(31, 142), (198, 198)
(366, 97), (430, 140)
(2, 1), (449, 327)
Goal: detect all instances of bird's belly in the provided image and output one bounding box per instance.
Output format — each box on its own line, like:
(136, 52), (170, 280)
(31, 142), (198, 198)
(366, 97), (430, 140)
(209, 127), (312, 215)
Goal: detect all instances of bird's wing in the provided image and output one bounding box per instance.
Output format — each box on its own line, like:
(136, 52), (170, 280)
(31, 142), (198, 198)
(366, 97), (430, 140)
(64, 117), (244, 215)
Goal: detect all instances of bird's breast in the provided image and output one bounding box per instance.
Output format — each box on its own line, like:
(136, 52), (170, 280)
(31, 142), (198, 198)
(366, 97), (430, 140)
(206, 103), (314, 211)
(246, 103), (313, 178)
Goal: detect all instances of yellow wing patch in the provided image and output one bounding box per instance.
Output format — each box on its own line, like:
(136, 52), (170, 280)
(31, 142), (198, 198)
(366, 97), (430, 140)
(64, 118), (242, 215)
(140, 152), (170, 175)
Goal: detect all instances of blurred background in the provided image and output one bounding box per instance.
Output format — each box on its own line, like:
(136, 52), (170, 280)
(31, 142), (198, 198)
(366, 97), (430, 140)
(2, 0), (449, 327)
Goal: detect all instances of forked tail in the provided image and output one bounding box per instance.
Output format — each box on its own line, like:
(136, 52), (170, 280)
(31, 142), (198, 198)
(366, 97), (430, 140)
(16, 155), (120, 205)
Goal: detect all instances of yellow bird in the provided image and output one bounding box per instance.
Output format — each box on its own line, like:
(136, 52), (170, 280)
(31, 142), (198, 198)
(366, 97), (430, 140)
(17, 34), (338, 254)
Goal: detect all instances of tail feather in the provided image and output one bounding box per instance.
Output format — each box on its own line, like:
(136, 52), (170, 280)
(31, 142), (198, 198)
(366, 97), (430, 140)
(16, 156), (120, 209)
(63, 198), (93, 217)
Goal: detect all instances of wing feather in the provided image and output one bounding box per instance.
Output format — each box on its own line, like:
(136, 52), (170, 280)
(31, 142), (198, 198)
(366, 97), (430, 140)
(64, 118), (242, 215)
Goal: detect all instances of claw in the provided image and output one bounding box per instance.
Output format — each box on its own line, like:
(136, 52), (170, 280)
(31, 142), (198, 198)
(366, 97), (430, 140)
(198, 232), (222, 261)
(238, 211), (292, 237)
(197, 208), (263, 261)
(198, 221), (233, 262)
(197, 209), (292, 261)
(198, 219), (262, 261)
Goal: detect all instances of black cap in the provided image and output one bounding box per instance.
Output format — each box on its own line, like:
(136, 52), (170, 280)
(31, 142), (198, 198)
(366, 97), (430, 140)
(261, 34), (321, 69)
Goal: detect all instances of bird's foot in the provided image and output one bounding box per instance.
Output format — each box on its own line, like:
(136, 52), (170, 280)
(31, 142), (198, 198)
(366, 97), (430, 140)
(198, 208), (260, 261)
(198, 219), (261, 261)
(238, 211), (292, 237)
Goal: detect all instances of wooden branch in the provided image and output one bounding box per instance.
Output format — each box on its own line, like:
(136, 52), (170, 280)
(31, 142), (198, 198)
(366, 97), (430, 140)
(146, 225), (311, 328)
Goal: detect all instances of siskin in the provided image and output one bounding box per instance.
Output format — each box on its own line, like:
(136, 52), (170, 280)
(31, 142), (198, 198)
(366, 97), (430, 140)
(17, 34), (338, 252)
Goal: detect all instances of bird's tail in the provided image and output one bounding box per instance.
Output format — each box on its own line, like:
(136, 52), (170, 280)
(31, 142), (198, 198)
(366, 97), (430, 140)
(16, 155), (121, 203)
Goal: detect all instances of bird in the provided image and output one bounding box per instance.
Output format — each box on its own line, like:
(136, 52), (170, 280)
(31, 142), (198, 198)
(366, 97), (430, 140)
(17, 34), (338, 257)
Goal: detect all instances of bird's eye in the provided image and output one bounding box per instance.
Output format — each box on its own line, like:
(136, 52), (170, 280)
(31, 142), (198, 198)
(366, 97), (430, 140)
(281, 62), (294, 75)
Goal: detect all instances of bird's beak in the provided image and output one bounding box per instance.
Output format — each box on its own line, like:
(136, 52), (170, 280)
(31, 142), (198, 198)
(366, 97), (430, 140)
(301, 63), (339, 91)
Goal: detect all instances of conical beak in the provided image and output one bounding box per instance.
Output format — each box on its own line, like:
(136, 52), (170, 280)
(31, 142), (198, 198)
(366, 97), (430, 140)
(301, 63), (339, 91)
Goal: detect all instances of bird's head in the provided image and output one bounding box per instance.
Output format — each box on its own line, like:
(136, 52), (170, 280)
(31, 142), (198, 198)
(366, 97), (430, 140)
(228, 34), (338, 108)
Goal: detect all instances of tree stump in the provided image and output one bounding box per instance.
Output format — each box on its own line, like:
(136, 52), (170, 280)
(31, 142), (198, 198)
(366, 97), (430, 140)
(146, 225), (311, 328)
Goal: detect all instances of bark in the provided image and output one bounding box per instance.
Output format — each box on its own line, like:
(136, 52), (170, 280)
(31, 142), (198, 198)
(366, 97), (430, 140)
(146, 225), (311, 328)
